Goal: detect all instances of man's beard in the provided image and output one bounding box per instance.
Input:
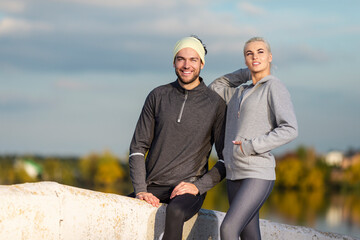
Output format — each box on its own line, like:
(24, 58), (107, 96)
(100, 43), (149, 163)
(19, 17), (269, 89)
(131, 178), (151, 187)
(175, 69), (201, 86)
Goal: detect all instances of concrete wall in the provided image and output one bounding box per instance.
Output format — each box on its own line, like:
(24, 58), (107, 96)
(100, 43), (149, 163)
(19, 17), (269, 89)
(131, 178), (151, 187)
(0, 181), (357, 240)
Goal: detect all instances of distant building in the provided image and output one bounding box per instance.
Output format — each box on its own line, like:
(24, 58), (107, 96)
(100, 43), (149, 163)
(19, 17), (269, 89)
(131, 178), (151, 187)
(15, 158), (43, 178)
(325, 151), (344, 167)
(342, 152), (360, 169)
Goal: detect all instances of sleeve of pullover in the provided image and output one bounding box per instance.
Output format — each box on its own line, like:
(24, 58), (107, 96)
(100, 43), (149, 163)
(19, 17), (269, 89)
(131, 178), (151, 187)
(241, 79), (299, 155)
(128, 91), (156, 194)
(209, 68), (251, 103)
(194, 97), (227, 194)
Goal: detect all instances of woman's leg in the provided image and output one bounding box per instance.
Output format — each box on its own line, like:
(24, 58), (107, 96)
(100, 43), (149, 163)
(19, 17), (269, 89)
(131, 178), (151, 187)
(220, 178), (274, 240)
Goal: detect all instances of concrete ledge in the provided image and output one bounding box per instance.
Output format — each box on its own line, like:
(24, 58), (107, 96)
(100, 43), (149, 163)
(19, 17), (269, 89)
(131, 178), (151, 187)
(0, 182), (357, 240)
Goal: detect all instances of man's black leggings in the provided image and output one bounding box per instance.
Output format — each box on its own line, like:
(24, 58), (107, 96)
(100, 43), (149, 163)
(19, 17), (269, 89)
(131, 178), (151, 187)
(129, 184), (205, 240)
(220, 178), (274, 240)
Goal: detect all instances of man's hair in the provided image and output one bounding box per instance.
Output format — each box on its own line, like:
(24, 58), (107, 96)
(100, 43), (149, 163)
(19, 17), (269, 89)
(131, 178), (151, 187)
(190, 35), (208, 56)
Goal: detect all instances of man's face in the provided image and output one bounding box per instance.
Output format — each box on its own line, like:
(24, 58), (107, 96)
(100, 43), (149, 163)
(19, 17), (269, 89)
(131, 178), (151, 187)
(174, 48), (204, 88)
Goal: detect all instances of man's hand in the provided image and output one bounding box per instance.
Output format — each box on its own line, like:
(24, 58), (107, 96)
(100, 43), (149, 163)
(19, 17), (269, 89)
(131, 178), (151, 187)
(170, 182), (199, 199)
(136, 192), (160, 207)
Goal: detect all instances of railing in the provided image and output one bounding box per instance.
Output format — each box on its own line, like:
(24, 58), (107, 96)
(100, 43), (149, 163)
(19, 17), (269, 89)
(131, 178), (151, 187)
(0, 182), (357, 240)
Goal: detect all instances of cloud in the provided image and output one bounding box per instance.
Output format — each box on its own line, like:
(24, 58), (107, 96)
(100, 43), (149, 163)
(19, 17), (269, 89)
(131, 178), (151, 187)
(0, 0), (347, 75)
(273, 43), (330, 66)
(0, 94), (49, 112)
(0, 0), (260, 72)
(56, 0), (197, 9)
(0, 17), (51, 36)
(55, 79), (91, 91)
(237, 2), (266, 15)
(0, 1), (25, 13)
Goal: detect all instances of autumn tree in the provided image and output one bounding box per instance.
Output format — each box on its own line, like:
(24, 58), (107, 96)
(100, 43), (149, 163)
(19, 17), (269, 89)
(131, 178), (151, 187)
(79, 150), (125, 193)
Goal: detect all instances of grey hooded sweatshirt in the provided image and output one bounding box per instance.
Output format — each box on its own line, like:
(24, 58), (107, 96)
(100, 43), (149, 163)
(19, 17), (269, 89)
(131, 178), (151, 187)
(209, 68), (298, 180)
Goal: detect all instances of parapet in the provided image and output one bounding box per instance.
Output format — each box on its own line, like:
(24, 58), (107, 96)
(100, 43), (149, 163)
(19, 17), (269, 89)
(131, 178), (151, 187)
(0, 182), (357, 240)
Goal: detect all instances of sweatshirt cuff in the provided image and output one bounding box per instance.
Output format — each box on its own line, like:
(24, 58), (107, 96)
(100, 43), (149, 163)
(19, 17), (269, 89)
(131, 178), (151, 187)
(134, 185), (147, 195)
(193, 160), (226, 195)
(193, 182), (203, 195)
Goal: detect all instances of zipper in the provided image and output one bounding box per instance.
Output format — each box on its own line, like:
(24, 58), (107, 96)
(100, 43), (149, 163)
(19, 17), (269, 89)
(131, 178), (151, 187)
(177, 91), (188, 123)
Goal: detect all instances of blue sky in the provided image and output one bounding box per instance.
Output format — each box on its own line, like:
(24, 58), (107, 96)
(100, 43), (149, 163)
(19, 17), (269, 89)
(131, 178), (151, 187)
(1, 0), (359, 157)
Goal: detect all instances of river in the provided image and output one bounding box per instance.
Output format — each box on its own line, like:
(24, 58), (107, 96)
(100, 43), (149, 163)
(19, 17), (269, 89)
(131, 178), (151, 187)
(204, 188), (360, 239)
(260, 190), (360, 239)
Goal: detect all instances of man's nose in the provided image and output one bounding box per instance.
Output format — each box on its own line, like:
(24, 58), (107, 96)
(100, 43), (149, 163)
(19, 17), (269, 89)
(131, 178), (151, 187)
(183, 60), (191, 68)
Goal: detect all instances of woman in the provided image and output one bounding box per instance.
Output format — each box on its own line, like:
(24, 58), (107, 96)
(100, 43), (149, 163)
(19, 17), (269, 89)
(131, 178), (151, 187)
(209, 37), (298, 239)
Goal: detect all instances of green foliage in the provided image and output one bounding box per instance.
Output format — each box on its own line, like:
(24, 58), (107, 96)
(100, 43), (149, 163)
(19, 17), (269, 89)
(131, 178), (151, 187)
(276, 146), (331, 191)
(0, 151), (132, 195)
(42, 157), (77, 186)
(276, 156), (305, 189)
(1, 145), (360, 203)
(0, 157), (16, 184)
(344, 160), (360, 188)
(300, 167), (325, 191)
(79, 150), (128, 193)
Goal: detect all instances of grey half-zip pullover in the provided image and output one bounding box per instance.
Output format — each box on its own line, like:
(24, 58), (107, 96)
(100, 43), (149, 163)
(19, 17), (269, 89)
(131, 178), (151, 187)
(129, 78), (227, 194)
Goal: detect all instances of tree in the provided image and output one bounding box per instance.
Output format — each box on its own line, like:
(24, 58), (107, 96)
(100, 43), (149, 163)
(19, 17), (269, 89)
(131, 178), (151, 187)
(79, 150), (125, 193)
(276, 156), (304, 189)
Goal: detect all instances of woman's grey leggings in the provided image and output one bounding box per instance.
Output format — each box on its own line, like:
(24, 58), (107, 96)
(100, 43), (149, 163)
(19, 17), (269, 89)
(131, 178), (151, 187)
(220, 178), (274, 240)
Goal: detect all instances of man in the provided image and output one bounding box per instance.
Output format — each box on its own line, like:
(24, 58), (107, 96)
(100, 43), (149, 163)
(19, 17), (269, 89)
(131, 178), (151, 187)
(128, 36), (226, 240)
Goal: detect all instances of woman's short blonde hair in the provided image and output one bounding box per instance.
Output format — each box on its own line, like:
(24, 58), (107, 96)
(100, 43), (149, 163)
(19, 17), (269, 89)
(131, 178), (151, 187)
(243, 37), (271, 56)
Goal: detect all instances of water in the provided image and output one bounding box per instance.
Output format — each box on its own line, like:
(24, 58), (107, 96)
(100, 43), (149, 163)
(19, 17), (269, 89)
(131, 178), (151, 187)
(204, 188), (360, 239)
(260, 190), (360, 239)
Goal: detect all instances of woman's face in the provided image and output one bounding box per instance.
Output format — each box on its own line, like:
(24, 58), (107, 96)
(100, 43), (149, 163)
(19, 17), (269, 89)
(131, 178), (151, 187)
(244, 41), (272, 75)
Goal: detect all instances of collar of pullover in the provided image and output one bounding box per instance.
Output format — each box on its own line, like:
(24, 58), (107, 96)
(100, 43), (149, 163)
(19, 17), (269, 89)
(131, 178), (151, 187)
(254, 74), (275, 85)
(172, 77), (206, 94)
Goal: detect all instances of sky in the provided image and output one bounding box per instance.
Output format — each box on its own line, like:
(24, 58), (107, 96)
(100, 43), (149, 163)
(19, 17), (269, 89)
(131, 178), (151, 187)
(1, 0), (359, 158)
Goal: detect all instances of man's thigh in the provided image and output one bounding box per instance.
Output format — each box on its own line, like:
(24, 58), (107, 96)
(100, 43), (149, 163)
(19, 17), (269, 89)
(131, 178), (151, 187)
(167, 193), (206, 221)
(128, 185), (172, 203)
(146, 185), (173, 203)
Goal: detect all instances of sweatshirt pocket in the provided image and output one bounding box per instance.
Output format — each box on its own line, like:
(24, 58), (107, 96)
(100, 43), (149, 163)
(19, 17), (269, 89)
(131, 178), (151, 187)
(248, 152), (275, 168)
(232, 136), (247, 158)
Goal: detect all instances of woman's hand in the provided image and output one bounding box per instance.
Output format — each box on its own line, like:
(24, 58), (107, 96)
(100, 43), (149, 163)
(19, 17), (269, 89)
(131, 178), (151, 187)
(233, 140), (244, 154)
